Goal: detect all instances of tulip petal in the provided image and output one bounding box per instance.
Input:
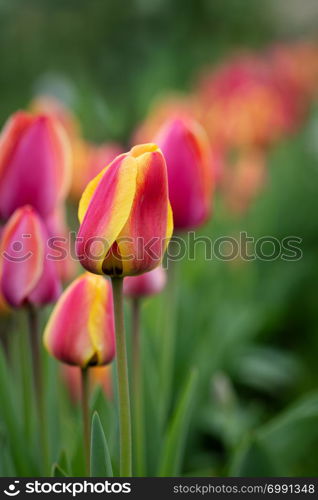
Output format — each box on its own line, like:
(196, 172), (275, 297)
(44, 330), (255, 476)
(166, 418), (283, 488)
(76, 154), (137, 274)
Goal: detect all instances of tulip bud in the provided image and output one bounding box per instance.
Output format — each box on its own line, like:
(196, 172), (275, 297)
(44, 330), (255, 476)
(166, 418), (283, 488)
(44, 273), (115, 367)
(0, 111), (71, 220)
(61, 365), (112, 403)
(155, 118), (213, 231)
(76, 143), (173, 277)
(0, 206), (61, 307)
(123, 267), (166, 299)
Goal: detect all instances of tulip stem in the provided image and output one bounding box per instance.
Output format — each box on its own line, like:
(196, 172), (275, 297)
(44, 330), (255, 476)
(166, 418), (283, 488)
(81, 367), (90, 476)
(26, 304), (49, 475)
(111, 277), (132, 477)
(131, 298), (145, 476)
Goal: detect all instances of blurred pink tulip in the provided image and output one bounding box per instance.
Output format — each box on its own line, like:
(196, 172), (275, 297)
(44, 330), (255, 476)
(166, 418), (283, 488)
(155, 117), (213, 231)
(0, 206), (61, 307)
(44, 273), (115, 367)
(123, 267), (166, 299)
(221, 148), (267, 214)
(197, 55), (295, 149)
(0, 111), (71, 220)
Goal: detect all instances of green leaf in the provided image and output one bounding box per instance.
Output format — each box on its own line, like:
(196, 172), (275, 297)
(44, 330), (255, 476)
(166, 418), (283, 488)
(158, 368), (198, 476)
(90, 411), (113, 477)
(51, 463), (68, 477)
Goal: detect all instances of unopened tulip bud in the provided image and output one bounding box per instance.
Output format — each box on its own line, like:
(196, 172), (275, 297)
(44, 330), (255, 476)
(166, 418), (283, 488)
(123, 267), (166, 299)
(0, 112), (71, 220)
(76, 143), (173, 277)
(0, 206), (61, 307)
(155, 118), (213, 231)
(44, 273), (115, 367)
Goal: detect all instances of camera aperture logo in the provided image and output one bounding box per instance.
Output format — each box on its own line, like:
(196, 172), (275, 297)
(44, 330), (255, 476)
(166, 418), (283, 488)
(3, 481), (131, 497)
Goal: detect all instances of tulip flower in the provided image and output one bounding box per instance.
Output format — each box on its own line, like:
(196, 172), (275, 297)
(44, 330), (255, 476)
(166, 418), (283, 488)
(44, 272), (115, 474)
(44, 273), (115, 367)
(0, 205), (61, 308)
(0, 111), (71, 220)
(76, 143), (172, 476)
(197, 55), (294, 149)
(155, 117), (213, 231)
(76, 143), (173, 277)
(123, 266), (166, 299)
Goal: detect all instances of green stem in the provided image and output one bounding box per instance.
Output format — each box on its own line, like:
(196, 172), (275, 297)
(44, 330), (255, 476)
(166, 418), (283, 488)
(26, 304), (49, 475)
(131, 298), (145, 476)
(81, 367), (90, 476)
(111, 277), (132, 477)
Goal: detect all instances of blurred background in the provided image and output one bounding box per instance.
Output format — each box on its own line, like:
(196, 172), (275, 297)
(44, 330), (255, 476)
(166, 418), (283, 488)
(1, 0), (318, 477)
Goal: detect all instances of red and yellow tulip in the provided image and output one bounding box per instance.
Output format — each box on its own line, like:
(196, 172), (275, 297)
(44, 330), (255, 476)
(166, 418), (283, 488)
(44, 273), (115, 367)
(76, 143), (173, 277)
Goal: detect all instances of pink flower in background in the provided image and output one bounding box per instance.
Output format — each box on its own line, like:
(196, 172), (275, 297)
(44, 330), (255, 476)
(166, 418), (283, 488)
(123, 266), (166, 299)
(155, 117), (213, 231)
(221, 148), (267, 214)
(0, 206), (61, 307)
(0, 112), (71, 220)
(197, 55), (295, 149)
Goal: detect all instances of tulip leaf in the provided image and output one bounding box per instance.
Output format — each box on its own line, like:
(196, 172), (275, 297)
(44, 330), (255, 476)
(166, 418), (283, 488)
(90, 411), (113, 477)
(51, 463), (69, 477)
(158, 368), (198, 476)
